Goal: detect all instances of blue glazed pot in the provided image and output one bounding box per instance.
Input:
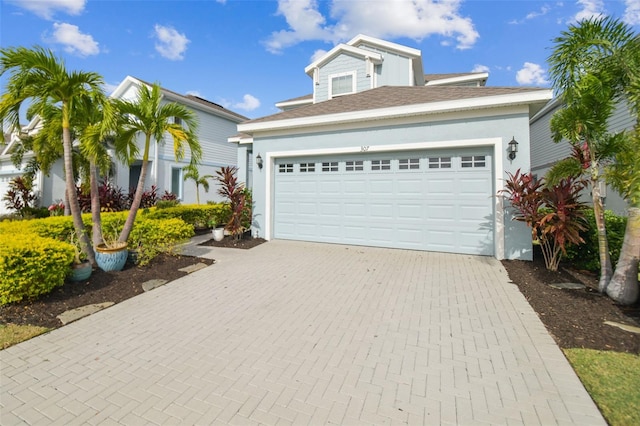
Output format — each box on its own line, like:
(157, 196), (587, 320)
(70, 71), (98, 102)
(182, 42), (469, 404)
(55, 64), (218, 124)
(95, 243), (128, 272)
(69, 261), (92, 282)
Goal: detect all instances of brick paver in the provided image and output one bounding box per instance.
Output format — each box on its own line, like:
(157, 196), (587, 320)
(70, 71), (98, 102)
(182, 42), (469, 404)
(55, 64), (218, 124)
(1, 240), (605, 425)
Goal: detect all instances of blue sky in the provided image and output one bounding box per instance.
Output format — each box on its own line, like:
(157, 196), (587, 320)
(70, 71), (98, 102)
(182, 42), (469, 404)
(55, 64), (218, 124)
(1, 0), (639, 121)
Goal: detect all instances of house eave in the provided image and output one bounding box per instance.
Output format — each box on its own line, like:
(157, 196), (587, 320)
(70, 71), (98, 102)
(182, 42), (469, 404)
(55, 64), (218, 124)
(425, 73), (489, 86)
(238, 90), (553, 134)
(304, 45), (383, 76)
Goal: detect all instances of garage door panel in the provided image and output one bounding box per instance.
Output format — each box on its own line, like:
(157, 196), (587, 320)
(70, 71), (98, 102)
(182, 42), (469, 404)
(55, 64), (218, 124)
(274, 150), (494, 256)
(427, 179), (455, 194)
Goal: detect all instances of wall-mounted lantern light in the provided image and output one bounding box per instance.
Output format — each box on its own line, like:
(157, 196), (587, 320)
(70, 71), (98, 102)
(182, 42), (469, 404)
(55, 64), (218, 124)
(256, 153), (263, 169)
(508, 137), (518, 160)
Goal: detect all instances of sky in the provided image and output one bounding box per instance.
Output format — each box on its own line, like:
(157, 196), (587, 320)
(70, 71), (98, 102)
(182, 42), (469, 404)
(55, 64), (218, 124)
(1, 0), (639, 121)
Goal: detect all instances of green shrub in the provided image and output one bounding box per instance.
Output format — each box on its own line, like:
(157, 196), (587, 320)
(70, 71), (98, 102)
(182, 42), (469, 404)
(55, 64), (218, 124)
(128, 218), (194, 265)
(565, 209), (627, 271)
(156, 199), (180, 209)
(145, 204), (229, 229)
(0, 234), (74, 305)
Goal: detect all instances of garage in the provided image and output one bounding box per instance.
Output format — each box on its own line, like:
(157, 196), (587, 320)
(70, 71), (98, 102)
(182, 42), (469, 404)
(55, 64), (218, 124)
(273, 148), (494, 255)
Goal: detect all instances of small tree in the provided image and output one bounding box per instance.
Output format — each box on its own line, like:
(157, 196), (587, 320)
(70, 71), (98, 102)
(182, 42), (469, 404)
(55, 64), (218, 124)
(214, 166), (246, 239)
(501, 170), (588, 271)
(2, 176), (38, 215)
(183, 164), (213, 205)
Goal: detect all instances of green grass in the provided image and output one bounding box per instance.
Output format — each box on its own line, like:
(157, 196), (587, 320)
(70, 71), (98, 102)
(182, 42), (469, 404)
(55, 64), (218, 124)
(0, 323), (50, 350)
(564, 348), (640, 426)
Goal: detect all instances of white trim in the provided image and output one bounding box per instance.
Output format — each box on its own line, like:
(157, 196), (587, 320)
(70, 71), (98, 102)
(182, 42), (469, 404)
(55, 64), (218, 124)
(426, 73), (489, 87)
(264, 137), (506, 259)
(274, 98), (313, 109)
(305, 45), (382, 75)
(239, 90), (553, 133)
(347, 34), (421, 58)
(328, 71), (357, 99)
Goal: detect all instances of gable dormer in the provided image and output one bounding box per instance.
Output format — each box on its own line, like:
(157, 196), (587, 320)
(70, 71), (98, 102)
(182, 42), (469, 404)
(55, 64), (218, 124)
(304, 34), (424, 104)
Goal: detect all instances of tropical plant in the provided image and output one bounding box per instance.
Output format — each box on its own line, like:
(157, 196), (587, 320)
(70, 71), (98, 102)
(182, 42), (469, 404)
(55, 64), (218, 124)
(2, 176), (38, 215)
(547, 16), (640, 304)
(0, 46), (107, 265)
(214, 166), (246, 239)
(112, 82), (201, 243)
(501, 170), (587, 271)
(183, 164), (213, 205)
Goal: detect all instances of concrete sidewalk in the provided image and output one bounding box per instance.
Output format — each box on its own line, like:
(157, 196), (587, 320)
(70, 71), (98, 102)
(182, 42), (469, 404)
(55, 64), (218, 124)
(1, 240), (604, 425)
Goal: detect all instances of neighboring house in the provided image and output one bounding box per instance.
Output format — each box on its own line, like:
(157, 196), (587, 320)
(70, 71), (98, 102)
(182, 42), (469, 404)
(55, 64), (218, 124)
(530, 98), (635, 216)
(231, 34), (552, 260)
(0, 76), (248, 215)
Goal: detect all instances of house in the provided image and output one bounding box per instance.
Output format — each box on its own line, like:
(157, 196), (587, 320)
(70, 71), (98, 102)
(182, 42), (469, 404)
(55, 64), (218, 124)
(0, 76), (248, 215)
(231, 35), (552, 260)
(530, 98), (635, 216)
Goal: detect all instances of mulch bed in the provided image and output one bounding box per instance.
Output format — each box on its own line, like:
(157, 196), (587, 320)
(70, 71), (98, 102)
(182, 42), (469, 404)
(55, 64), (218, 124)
(1, 238), (638, 354)
(501, 248), (640, 354)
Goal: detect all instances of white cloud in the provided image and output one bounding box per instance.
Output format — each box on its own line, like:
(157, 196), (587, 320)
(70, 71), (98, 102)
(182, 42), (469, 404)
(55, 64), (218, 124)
(234, 94), (261, 111)
(8, 0), (85, 20)
(472, 64), (490, 73)
(264, 0), (479, 53)
(510, 4), (551, 25)
(153, 24), (190, 61)
(516, 62), (548, 85)
(310, 49), (328, 63)
(186, 90), (202, 97)
(49, 22), (99, 56)
(572, 0), (605, 22)
(623, 0), (640, 25)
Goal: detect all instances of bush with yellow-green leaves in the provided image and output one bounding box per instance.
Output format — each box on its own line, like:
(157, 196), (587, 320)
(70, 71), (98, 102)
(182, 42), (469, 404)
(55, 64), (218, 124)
(0, 233), (74, 305)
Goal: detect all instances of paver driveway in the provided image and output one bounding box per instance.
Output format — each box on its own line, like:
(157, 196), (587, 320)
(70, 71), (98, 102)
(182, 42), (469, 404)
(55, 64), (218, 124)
(1, 240), (604, 425)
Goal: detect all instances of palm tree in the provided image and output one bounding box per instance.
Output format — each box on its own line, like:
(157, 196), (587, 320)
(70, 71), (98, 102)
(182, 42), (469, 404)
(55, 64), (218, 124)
(183, 164), (213, 204)
(0, 46), (106, 265)
(548, 17), (639, 304)
(113, 82), (201, 242)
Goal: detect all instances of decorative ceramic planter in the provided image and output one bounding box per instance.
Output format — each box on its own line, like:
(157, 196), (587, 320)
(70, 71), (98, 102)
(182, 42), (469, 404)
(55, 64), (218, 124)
(212, 227), (225, 242)
(68, 261), (92, 282)
(95, 242), (128, 272)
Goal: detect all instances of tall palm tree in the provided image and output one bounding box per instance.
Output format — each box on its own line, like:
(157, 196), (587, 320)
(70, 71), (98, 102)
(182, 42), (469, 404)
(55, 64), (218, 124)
(0, 46), (106, 265)
(183, 164), (213, 204)
(548, 17), (639, 304)
(113, 82), (201, 242)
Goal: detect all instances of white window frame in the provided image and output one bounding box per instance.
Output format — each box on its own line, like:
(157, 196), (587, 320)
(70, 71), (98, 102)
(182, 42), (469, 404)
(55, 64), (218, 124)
(328, 71), (356, 99)
(171, 167), (183, 200)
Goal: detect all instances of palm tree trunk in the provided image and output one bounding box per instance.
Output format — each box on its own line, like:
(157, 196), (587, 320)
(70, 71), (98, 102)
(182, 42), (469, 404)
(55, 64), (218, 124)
(606, 207), (640, 305)
(592, 173), (613, 292)
(119, 135), (151, 243)
(89, 161), (103, 248)
(62, 124), (96, 266)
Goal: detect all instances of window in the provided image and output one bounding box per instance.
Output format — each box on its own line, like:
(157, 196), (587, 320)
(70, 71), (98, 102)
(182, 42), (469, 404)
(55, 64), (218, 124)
(399, 158), (420, 170)
(171, 167), (183, 199)
(300, 162), (315, 172)
(461, 155), (486, 168)
(278, 163), (294, 173)
(322, 162), (338, 172)
(173, 116), (182, 126)
(329, 71), (356, 98)
(428, 157), (452, 169)
(371, 159), (391, 171)
(345, 160), (364, 171)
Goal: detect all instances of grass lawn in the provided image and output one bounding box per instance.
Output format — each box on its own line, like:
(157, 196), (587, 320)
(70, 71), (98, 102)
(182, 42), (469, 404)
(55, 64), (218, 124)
(0, 323), (50, 350)
(564, 348), (640, 426)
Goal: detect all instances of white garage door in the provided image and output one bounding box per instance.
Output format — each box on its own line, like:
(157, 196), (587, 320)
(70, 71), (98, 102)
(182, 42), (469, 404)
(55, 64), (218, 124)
(273, 149), (494, 255)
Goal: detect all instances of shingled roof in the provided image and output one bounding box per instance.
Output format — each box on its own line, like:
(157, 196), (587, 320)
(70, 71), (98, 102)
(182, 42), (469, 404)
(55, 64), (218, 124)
(244, 85), (549, 125)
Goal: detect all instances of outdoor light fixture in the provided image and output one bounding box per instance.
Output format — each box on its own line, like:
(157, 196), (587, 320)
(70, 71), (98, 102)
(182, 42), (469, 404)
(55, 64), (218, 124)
(256, 153), (263, 169)
(508, 137), (518, 160)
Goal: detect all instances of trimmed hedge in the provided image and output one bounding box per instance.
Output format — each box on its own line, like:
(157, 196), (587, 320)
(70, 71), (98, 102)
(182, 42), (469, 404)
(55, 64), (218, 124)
(565, 209), (627, 271)
(0, 233), (74, 305)
(0, 210), (198, 304)
(145, 203), (230, 227)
